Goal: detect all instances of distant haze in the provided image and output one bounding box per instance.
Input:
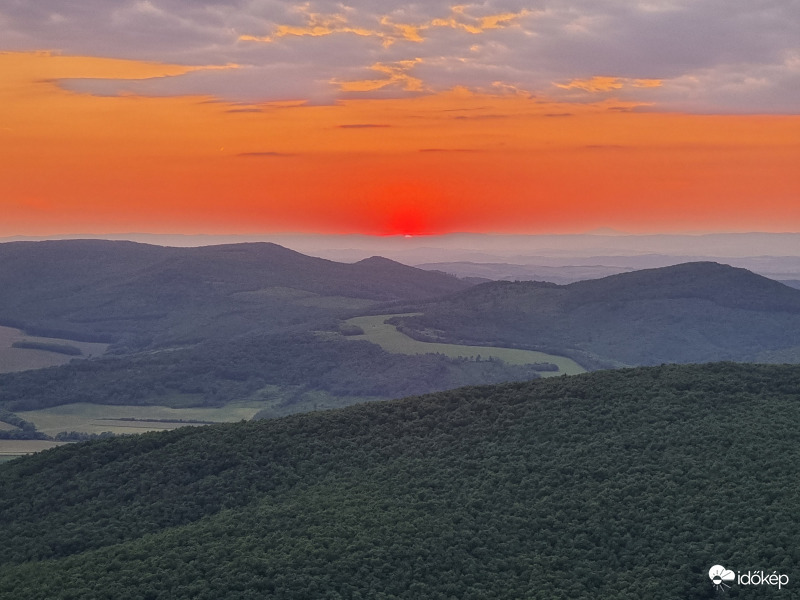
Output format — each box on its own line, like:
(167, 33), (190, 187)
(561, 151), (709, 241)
(3, 232), (800, 284)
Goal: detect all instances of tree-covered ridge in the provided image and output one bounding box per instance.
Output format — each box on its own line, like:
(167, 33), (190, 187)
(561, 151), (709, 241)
(0, 240), (470, 349)
(1, 362), (798, 599)
(395, 262), (800, 367)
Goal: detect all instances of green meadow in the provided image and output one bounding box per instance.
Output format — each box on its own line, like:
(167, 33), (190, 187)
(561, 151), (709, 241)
(17, 401), (267, 437)
(343, 314), (586, 376)
(0, 440), (67, 462)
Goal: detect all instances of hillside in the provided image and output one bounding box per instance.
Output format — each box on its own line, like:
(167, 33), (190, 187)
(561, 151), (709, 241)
(1, 362), (798, 599)
(0, 332), (544, 414)
(394, 262), (800, 367)
(0, 240), (470, 349)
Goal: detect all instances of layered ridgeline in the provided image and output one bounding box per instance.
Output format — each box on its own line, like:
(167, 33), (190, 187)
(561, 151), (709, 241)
(0, 240), (470, 349)
(0, 362), (798, 599)
(393, 262), (800, 368)
(0, 240), (547, 432)
(4, 254), (800, 432)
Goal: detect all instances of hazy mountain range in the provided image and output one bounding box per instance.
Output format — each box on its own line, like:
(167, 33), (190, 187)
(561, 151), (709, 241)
(1, 239), (799, 423)
(0, 240), (467, 348)
(2, 239), (799, 367)
(5, 232), (800, 285)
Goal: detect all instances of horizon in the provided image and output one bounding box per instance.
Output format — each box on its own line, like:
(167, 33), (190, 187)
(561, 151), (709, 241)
(4, 228), (800, 242)
(2, 2), (799, 237)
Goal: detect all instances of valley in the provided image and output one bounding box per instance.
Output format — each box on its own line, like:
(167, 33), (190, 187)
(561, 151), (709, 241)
(2, 242), (800, 452)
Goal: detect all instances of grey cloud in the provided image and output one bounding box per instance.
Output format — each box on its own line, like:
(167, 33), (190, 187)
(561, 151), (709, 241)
(529, 1), (799, 78)
(650, 59), (800, 114)
(1, 0), (798, 112)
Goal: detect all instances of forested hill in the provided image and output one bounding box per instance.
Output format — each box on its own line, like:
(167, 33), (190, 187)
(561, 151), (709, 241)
(565, 261), (800, 311)
(394, 262), (800, 367)
(1, 362), (798, 599)
(0, 240), (470, 348)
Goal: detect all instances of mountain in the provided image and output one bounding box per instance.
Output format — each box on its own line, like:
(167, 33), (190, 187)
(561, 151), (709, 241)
(1, 362), (798, 599)
(414, 261), (633, 284)
(393, 262), (800, 367)
(0, 240), (471, 349)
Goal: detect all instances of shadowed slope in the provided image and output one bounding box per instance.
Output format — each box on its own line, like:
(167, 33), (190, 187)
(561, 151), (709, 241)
(0, 240), (470, 348)
(395, 262), (800, 367)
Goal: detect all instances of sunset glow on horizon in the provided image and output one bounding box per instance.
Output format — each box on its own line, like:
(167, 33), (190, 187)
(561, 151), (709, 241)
(2, 2), (799, 237)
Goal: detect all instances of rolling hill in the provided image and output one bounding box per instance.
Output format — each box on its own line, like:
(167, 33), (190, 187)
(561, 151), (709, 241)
(0, 240), (470, 349)
(393, 262), (800, 368)
(1, 362), (798, 599)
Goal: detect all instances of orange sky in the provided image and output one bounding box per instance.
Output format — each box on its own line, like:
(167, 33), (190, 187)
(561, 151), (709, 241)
(2, 51), (799, 236)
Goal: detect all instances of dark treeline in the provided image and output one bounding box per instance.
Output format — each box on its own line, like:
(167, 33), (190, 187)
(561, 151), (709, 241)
(0, 409), (47, 440)
(1, 362), (798, 599)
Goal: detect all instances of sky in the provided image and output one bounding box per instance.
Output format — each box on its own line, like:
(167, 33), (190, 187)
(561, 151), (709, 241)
(1, 1), (799, 236)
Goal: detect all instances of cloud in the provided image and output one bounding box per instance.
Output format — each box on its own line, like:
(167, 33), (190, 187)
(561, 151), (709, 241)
(239, 7), (379, 44)
(555, 76), (662, 93)
(237, 151), (296, 157)
(453, 113), (510, 120)
(225, 107), (263, 113)
(1, 0), (798, 112)
(419, 148), (480, 152)
(583, 144), (628, 150)
(337, 124), (391, 128)
(238, 4), (529, 47)
(335, 59), (425, 93)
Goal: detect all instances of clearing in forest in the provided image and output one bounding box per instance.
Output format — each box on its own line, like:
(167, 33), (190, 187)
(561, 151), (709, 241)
(342, 314), (585, 376)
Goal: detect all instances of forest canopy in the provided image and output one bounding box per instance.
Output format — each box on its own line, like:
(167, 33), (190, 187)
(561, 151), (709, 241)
(1, 362), (798, 599)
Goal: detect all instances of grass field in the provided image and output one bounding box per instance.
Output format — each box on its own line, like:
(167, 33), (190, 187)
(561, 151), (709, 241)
(0, 440), (67, 461)
(18, 401), (268, 437)
(0, 325), (109, 373)
(342, 314), (586, 376)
